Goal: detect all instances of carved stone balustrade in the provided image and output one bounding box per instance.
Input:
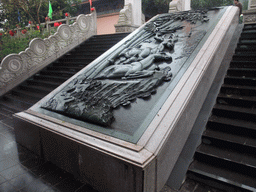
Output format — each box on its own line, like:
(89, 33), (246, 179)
(0, 11), (97, 96)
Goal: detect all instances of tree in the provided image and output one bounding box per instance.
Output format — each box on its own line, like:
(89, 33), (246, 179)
(191, 0), (233, 9)
(0, 0), (81, 30)
(12, 0), (45, 28)
(141, 0), (237, 19)
(142, 0), (171, 20)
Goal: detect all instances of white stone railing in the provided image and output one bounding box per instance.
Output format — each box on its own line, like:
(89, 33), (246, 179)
(0, 11), (97, 96)
(44, 16), (78, 33)
(9, 16), (78, 39)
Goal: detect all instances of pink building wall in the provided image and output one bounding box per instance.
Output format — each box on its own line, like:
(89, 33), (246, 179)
(97, 13), (120, 35)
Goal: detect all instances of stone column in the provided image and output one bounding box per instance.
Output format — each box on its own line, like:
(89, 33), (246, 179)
(184, 0), (191, 11)
(124, 0), (142, 26)
(115, 0), (144, 33)
(169, 0), (191, 13)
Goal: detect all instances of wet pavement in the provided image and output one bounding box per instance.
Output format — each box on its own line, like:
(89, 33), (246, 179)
(0, 115), (98, 192)
(0, 115), (174, 192)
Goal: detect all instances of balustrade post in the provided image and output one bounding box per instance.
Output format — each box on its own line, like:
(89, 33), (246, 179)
(16, 28), (21, 38)
(67, 16), (70, 25)
(46, 21), (50, 35)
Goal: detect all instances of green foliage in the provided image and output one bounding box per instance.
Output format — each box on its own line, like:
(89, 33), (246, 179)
(191, 0), (233, 9)
(0, 0), (82, 30)
(141, 0), (248, 18)
(242, 0), (249, 10)
(0, 0), (81, 63)
(0, 30), (49, 62)
(142, 0), (171, 19)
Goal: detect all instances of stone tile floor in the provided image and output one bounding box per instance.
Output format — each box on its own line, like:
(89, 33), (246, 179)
(0, 114), (174, 192)
(0, 115), (100, 192)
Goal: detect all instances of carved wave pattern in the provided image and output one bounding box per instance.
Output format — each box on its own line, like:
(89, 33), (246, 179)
(0, 55), (25, 88)
(0, 12), (96, 93)
(77, 15), (91, 32)
(42, 67), (172, 126)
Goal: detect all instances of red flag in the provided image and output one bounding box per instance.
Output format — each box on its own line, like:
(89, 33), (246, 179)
(89, 0), (92, 7)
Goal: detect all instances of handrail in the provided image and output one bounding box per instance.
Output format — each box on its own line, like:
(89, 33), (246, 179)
(10, 16), (77, 38)
(11, 16), (78, 38)
(0, 11), (97, 96)
(44, 16), (78, 32)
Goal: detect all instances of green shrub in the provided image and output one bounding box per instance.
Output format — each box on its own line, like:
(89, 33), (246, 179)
(0, 29), (54, 63)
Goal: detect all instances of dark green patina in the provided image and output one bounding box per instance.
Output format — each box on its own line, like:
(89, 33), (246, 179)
(36, 8), (227, 143)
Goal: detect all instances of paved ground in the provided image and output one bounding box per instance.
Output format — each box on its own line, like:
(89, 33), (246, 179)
(0, 114), (99, 192)
(0, 114), (174, 192)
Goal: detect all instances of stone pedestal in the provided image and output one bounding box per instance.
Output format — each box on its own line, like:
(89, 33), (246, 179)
(244, 9), (256, 23)
(14, 6), (239, 192)
(115, 24), (139, 33)
(115, 0), (144, 33)
(169, 0), (191, 13)
(124, 0), (142, 26)
(243, 0), (256, 23)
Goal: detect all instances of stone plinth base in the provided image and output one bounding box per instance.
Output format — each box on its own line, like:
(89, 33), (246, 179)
(115, 24), (139, 33)
(243, 9), (256, 23)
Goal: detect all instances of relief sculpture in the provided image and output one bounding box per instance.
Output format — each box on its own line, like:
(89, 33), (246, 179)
(41, 10), (210, 127)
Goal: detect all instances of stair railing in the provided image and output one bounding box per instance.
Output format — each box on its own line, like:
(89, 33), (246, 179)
(0, 10), (97, 97)
(8, 16), (78, 39)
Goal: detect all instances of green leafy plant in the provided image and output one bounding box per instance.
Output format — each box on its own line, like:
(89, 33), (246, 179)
(191, 0), (234, 9)
(0, 0), (82, 30)
(0, 29), (50, 63)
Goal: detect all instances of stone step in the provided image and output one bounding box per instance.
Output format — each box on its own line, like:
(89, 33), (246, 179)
(229, 61), (256, 68)
(217, 92), (256, 108)
(212, 104), (256, 123)
(227, 68), (256, 78)
(185, 171), (250, 192)
(208, 115), (256, 137)
(224, 76), (256, 86)
(220, 83), (256, 97)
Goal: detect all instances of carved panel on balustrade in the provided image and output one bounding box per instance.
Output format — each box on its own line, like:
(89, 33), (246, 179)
(0, 13), (97, 95)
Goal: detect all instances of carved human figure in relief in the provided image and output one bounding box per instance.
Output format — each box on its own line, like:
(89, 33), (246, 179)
(96, 33), (177, 80)
(96, 52), (172, 79)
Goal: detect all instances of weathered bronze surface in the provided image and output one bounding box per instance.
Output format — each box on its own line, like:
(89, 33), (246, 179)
(40, 9), (222, 135)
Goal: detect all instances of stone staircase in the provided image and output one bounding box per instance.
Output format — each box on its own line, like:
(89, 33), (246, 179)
(182, 23), (256, 192)
(0, 33), (129, 125)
